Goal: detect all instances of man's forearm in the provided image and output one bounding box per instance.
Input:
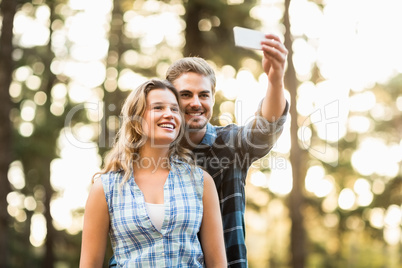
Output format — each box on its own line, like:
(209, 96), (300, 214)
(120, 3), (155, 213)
(261, 82), (287, 122)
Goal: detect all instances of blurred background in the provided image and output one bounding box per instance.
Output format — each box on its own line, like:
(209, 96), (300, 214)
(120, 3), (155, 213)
(0, 0), (401, 267)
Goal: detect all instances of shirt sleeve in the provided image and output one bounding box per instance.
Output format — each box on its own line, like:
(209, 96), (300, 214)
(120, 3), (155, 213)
(194, 167), (204, 201)
(239, 99), (289, 158)
(100, 172), (116, 213)
(254, 99), (288, 134)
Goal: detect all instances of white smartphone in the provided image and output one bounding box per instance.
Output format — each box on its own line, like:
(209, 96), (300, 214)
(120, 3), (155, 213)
(233, 26), (265, 50)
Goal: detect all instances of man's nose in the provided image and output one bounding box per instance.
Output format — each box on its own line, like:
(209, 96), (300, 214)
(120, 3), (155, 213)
(189, 96), (201, 108)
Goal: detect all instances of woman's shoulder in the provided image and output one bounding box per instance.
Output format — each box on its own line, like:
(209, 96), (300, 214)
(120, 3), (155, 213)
(97, 170), (125, 191)
(171, 158), (203, 176)
(97, 170), (123, 181)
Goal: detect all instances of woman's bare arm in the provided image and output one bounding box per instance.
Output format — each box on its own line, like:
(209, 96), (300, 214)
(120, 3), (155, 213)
(199, 171), (227, 267)
(80, 179), (110, 268)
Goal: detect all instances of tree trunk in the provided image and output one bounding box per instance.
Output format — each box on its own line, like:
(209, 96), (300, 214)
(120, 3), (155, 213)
(183, 0), (204, 58)
(40, 3), (58, 267)
(283, 0), (308, 267)
(41, 158), (56, 268)
(100, 0), (130, 157)
(0, 0), (17, 266)
(100, 0), (130, 262)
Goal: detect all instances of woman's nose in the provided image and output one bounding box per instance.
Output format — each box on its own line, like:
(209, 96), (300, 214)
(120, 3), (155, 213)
(163, 108), (174, 118)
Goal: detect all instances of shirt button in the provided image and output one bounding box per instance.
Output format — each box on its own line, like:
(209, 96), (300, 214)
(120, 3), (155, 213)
(161, 253), (165, 256)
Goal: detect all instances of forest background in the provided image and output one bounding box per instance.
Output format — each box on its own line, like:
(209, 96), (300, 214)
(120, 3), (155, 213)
(0, 0), (401, 267)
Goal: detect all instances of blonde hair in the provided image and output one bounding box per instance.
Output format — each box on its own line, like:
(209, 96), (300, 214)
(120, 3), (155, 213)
(166, 57), (216, 95)
(93, 79), (193, 185)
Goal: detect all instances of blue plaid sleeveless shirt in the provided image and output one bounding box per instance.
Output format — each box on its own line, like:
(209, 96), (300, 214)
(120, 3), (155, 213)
(101, 159), (204, 267)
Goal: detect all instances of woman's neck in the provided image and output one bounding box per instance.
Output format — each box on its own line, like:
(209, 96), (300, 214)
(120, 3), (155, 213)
(133, 144), (170, 174)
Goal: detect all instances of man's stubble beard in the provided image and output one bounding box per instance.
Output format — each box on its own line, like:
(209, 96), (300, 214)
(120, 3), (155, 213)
(185, 117), (209, 130)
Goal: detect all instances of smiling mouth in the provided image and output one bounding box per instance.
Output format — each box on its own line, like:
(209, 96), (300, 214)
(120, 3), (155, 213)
(186, 112), (203, 116)
(158, 123), (175, 129)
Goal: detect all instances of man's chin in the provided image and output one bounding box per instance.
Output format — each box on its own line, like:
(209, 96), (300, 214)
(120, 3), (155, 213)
(185, 120), (208, 130)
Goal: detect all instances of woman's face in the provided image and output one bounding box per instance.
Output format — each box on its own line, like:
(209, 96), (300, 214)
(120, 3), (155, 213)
(142, 88), (182, 147)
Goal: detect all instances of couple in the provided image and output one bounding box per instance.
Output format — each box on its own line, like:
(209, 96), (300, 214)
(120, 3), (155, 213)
(80, 33), (288, 267)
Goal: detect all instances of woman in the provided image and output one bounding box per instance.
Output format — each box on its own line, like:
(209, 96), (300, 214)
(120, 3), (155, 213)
(79, 79), (226, 267)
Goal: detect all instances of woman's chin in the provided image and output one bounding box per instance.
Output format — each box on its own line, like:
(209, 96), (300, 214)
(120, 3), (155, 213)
(149, 139), (177, 148)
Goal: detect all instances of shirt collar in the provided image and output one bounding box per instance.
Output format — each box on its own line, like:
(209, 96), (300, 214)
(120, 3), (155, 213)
(199, 123), (217, 146)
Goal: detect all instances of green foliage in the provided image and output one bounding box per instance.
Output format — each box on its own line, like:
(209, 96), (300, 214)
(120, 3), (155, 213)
(183, 0), (262, 70)
(3, 0), (402, 267)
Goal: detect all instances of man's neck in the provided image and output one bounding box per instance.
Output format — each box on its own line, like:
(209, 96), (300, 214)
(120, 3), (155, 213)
(182, 127), (207, 149)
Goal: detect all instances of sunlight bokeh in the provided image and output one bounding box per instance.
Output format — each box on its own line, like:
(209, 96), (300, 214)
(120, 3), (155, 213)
(351, 137), (400, 178)
(6, 0), (402, 254)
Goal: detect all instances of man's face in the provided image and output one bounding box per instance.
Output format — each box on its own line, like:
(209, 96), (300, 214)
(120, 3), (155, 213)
(172, 72), (214, 130)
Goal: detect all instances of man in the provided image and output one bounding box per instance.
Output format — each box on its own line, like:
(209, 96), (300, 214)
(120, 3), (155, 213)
(109, 33), (288, 267)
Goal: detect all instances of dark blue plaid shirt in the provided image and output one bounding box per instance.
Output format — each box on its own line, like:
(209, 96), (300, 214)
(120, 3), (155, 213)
(109, 101), (288, 267)
(192, 102), (288, 267)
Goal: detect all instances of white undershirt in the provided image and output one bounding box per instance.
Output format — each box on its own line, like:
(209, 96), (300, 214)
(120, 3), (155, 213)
(145, 202), (165, 231)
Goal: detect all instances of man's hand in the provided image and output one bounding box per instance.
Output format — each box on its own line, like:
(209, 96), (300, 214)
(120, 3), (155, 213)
(261, 34), (288, 88)
(260, 34), (288, 122)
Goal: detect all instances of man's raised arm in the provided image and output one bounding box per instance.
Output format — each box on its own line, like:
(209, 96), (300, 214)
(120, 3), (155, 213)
(260, 33), (288, 122)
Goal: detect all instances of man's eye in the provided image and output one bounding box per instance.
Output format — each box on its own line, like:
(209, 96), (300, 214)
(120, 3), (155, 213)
(201, 94), (209, 98)
(180, 93), (190, 98)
